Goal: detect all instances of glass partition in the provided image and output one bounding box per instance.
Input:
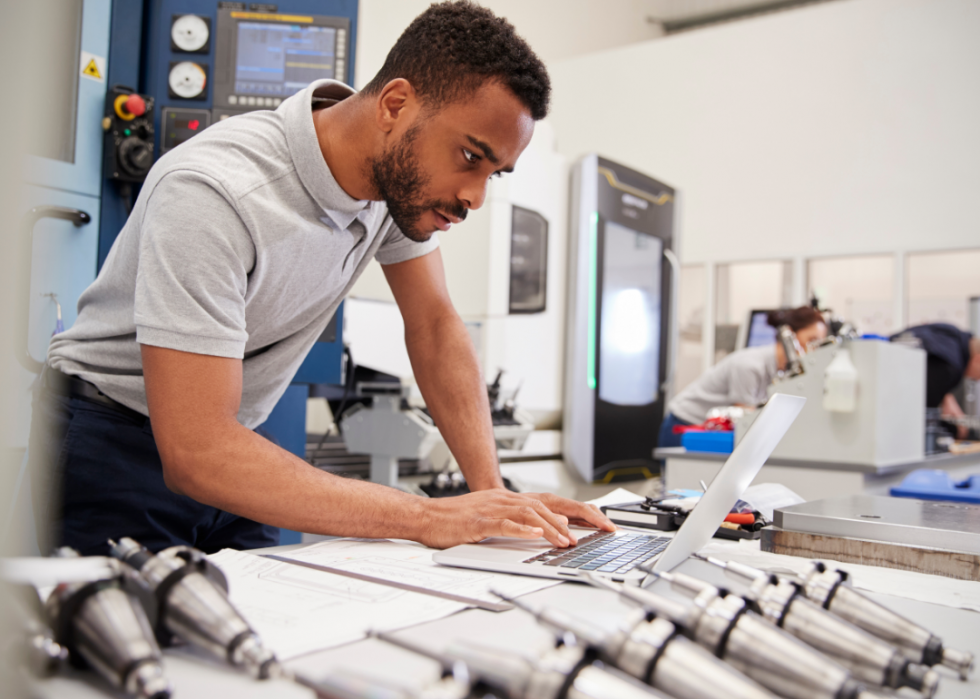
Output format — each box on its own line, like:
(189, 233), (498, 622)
(714, 260), (791, 362)
(807, 255), (895, 336)
(906, 249), (980, 330)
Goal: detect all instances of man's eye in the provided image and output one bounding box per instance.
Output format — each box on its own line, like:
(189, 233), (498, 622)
(463, 148), (479, 164)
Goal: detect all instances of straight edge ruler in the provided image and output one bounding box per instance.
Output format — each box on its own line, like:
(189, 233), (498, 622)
(262, 554), (513, 612)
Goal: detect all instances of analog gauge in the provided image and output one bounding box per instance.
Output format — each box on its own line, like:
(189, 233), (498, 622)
(169, 62), (207, 99)
(171, 14), (210, 53)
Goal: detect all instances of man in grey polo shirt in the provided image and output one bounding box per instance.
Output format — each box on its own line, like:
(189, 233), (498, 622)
(32, 1), (613, 555)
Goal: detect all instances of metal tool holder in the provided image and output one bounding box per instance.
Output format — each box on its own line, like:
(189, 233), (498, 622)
(689, 557), (940, 696)
(376, 628), (670, 699)
(293, 664), (472, 699)
(795, 560), (975, 680)
(43, 549), (171, 699)
(0, 581), (68, 678)
(585, 572), (885, 699)
(494, 587), (777, 699)
(109, 537), (281, 680)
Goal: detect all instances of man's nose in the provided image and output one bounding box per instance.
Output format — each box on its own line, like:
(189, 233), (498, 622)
(458, 175), (490, 211)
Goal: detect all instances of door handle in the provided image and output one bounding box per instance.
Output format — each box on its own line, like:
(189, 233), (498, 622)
(662, 248), (681, 404)
(19, 206), (91, 373)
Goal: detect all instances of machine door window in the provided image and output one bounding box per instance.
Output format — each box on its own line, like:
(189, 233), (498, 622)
(28, 0), (83, 164)
(24, 0), (110, 198)
(599, 221), (662, 406)
(509, 206), (548, 314)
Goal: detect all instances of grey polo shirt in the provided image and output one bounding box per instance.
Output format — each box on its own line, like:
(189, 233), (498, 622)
(48, 80), (437, 429)
(667, 344), (778, 424)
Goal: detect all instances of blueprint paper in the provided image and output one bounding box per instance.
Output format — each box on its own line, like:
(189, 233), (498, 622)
(207, 549), (468, 659)
(280, 537), (560, 606)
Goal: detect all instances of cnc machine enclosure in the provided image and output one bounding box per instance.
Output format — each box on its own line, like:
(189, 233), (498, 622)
(564, 155), (676, 483)
(757, 340), (926, 467)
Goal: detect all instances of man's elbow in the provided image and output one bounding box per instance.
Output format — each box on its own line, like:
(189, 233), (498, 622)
(158, 444), (217, 499)
(160, 453), (197, 496)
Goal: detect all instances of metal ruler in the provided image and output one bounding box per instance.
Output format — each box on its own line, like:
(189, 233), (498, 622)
(262, 554), (513, 612)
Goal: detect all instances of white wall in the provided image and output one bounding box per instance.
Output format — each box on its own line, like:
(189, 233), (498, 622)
(547, 0), (980, 265)
(355, 0), (663, 89)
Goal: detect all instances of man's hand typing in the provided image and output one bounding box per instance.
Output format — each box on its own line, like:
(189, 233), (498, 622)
(414, 489), (616, 550)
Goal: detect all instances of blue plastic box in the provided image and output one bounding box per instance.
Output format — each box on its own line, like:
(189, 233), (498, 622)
(890, 469), (980, 504)
(681, 430), (734, 454)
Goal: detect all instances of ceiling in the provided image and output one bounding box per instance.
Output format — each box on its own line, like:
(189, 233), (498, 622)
(644, 0), (838, 33)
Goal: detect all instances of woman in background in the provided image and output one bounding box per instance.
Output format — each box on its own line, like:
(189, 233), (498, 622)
(658, 306), (828, 448)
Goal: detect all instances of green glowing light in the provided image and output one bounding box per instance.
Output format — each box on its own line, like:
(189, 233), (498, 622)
(587, 212), (598, 390)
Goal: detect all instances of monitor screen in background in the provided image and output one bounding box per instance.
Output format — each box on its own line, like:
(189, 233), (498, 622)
(235, 22), (337, 97)
(746, 310), (777, 347)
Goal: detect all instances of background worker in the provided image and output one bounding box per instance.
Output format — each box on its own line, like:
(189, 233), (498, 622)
(658, 306), (828, 448)
(891, 323), (980, 439)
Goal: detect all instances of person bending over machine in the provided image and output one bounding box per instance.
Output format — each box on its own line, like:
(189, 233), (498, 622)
(658, 306), (828, 448)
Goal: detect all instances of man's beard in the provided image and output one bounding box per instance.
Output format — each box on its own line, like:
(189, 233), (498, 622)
(369, 125), (467, 242)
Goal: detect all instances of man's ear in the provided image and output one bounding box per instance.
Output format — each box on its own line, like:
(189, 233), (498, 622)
(375, 78), (419, 134)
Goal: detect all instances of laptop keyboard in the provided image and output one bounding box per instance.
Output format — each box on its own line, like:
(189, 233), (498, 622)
(521, 531), (670, 575)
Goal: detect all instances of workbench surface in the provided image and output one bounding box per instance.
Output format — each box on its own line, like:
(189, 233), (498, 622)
(29, 548), (980, 699)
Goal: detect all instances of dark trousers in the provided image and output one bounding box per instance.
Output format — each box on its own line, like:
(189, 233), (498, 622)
(657, 412), (693, 449)
(29, 379), (279, 556)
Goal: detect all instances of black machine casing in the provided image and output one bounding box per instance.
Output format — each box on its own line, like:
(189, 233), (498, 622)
(564, 155), (677, 483)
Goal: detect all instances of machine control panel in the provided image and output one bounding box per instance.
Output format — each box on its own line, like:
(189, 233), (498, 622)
(171, 14), (212, 53)
(168, 60), (209, 99)
(212, 7), (350, 115)
(144, 3), (354, 157)
(102, 86), (156, 182)
(160, 107), (212, 154)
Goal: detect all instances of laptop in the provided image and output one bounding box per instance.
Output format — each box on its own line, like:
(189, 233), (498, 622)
(433, 393), (805, 584)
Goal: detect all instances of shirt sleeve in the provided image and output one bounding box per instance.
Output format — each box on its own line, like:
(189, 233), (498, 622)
(134, 170), (256, 358)
(726, 352), (769, 406)
(373, 220), (439, 266)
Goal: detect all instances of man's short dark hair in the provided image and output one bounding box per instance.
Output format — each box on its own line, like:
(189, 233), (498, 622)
(361, 1), (550, 120)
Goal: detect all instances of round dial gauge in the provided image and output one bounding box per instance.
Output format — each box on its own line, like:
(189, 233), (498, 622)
(169, 62), (207, 99)
(171, 15), (209, 52)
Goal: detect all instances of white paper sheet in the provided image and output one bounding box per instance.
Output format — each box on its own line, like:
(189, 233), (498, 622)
(697, 539), (980, 613)
(585, 488), (646, 509)
(208, 549), (468, 660)
(280, 538), (560, 606)
(739, 483), (805, 521)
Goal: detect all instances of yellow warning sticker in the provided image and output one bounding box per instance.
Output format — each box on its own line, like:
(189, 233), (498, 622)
(83, 59), (101, 79)
(80, 51), (106, 83)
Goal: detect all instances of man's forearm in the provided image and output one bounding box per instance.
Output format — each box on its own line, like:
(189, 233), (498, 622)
(165, 422), (431, 537)
(405, 311), (504, 490)
(143, 344), (613, 550)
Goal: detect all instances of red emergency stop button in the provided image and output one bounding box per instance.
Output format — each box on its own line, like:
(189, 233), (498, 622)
(125, 94), (146, 117)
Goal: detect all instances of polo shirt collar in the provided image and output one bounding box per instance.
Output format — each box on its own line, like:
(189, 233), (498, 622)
(283, 79), (372, 231)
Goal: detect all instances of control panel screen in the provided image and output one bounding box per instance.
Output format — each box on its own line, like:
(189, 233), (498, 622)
(234, 22), (337, 97)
